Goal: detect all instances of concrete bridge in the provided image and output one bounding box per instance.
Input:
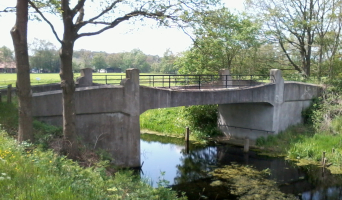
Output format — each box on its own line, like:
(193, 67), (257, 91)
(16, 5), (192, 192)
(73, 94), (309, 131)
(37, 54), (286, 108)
(32, 69), (322, 167)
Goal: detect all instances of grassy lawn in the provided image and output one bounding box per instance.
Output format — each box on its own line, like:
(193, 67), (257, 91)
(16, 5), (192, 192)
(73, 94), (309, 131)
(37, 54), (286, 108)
(0, 73), (77, 87)
(0, 72), (160, 87)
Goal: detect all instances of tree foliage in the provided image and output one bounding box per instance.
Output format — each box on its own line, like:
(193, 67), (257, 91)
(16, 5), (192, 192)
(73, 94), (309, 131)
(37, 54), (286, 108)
(246, 0), (342, 77)
(0, 46), (14, 63)
(30, 39), (60, 72)
(177, 7), (261, 74)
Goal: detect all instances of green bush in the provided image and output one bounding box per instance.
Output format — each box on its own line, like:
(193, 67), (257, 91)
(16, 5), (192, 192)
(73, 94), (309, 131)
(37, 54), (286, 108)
(140, 105), (222, 141)
(181, 105), (222, 139)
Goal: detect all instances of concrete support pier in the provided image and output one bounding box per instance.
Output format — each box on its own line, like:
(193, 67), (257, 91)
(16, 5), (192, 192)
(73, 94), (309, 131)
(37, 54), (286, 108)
(218, 69), (320, 140)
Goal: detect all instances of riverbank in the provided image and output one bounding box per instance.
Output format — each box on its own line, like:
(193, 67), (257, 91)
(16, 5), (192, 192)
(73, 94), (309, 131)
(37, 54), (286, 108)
(0, 98), (186, 199)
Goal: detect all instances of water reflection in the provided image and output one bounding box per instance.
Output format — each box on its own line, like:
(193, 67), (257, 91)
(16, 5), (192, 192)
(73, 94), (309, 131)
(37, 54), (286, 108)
(140, 133), (342, 200)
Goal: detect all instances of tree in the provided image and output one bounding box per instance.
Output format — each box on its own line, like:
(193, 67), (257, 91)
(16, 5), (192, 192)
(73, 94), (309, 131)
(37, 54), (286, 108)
(30, 39), (60, 72)
(29, 0), (219, 157)
(11, 0), (33, 142)
(178, 7), (260, 74)
(92, 53), (107, 71)
(246, 0), (342, 77)
(106, 53), (124, 70)
(314, 0), (342, 78)
(158, 49), (178, 74)
(0, 46), (14, 63)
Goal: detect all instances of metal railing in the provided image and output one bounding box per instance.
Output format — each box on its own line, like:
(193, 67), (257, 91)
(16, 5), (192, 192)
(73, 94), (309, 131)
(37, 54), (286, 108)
(92, 75), (125, 85)
(92, 74), (273, 89)
(139, 74), (272, 89)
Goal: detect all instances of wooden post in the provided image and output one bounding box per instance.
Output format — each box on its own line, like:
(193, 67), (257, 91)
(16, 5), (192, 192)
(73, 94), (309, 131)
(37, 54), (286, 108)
(185, 127), (190, 154)
(322, 151), (326, 164)
(185, 127), (190, 142)
(7, 84), (12, 103)
(244, 137), (250, 153)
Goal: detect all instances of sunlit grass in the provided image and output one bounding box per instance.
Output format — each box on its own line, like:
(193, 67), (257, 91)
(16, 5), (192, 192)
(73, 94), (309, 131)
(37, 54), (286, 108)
(140, 108), (185, 137)
(0, 130), (186, 199)
(256, 124), (342, 170)
(0, 73), (82, 87)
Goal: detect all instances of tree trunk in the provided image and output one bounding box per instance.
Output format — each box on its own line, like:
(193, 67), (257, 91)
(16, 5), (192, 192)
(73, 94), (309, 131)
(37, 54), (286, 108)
(10, 0), (33, 143)
(60, 44), (79, 158)
(59, 2), (79, 158)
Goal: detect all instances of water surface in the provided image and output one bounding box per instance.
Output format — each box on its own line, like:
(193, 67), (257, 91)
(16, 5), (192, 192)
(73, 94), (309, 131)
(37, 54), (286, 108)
(140, 133), (342, 200)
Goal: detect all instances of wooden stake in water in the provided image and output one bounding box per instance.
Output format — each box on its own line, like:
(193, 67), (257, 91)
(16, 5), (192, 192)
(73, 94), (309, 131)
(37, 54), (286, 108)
(7, 84), (12, 103)
(322, 151), (326, 165)
(185, 127), (190, 154)
(244, 137), (250, 153)
(185, 127), (190, 142)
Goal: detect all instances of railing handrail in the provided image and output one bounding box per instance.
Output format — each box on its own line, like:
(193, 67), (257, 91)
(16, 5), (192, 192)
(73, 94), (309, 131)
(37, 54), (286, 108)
(92, 73), (274, 89)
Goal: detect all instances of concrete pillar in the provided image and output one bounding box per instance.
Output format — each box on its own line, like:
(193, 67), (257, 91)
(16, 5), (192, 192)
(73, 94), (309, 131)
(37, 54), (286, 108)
(219, 69), (232, 88)
(76, 68), (93, 87)
(119, 68), (141, 167)
(270, 69), (284, 133)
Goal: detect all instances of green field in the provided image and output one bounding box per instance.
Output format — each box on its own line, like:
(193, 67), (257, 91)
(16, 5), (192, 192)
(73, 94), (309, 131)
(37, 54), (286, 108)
(0, 73), (131, 87)
(0, 72), (175, 88)
(0, 73), (75, 87)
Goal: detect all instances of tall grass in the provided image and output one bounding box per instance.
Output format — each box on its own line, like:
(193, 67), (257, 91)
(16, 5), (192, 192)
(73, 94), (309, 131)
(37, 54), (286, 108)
(0, 130), (186, 199)
(256, 78), (342, 170)
(140, 108), (185, 137)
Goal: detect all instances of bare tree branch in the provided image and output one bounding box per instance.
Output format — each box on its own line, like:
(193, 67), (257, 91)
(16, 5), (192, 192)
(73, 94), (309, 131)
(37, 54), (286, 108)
(77, 10), (175, 39)
(0, 7), (16, 13)
(76, 7), (84, 24)
(71, 0), (86, 17)
(28, 0), (62, 44)
(87, 0), (123, 23)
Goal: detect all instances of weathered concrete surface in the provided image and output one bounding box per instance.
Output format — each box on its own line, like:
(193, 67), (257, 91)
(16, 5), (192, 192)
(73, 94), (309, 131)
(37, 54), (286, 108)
(32, 68), (322, 167)
(217, 70), (323, 139)
(218, 103), (274, 140)
(139, 83), (276, 114)
(76, 68), (93, 87)
(33, 69), (141, 167)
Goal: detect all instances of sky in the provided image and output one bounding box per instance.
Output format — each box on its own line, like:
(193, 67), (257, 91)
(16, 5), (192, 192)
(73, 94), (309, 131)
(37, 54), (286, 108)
(0, 1), (244, 56)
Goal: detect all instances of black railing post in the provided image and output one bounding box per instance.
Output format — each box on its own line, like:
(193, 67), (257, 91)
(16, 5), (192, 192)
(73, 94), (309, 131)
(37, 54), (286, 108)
(199, 75), (201, 89)
(162, 76), (164, 87)
(225, 75), (228, 88)
(169, 75), (171, 88)
(105, 75), (107, 84)
(153, 76), (155, 87)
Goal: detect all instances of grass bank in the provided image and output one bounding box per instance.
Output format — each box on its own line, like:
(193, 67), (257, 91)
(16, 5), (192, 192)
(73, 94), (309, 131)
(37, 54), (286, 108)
(0, 130), (185, 199)
(257, 79), (342, 173)
(0, 98), (186, 199)
(140, 108), (185, 137)
(140, 105), (222, 142)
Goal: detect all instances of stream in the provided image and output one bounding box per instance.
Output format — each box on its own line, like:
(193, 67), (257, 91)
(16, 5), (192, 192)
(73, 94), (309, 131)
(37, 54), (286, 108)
(140, 133), (342, 200)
